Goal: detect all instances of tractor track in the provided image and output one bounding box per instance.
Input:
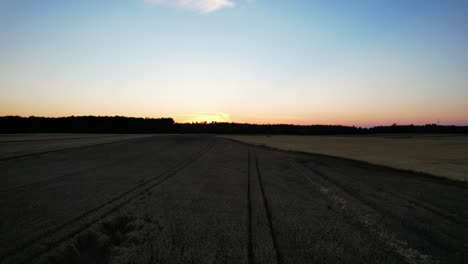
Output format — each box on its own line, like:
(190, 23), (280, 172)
(0, 139), (176, 194)
(254, 152), (282, 264)
(383, 188), (468, 228)
(308, 158), (468, 228)
(246, 150), (254, 264)
(0, 135), (110, 144)
(0, 139), (216, 264)
(0, 136), (152, 162)
(246, 149), (282, 264)
(296, 160), (464, 263)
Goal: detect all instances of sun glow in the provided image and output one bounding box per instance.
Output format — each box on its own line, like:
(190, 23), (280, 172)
(182, 112), (231, 123)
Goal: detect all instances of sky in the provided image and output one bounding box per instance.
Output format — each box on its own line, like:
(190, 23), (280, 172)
(0, 0), (467, 126)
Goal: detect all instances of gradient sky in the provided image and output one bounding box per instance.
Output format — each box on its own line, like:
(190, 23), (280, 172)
(1, 0), (467, 126)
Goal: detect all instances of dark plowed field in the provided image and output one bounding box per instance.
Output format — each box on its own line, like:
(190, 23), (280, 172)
(0, 135), (466, 264)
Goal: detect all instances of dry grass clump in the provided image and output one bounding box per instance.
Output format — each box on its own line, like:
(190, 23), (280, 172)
(47, 215), (136, 264)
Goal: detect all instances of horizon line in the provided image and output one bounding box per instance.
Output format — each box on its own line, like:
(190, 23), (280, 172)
(1, 115), (466, 128)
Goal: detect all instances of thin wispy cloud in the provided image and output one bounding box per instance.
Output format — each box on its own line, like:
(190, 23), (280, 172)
(146, 0), (235, 13)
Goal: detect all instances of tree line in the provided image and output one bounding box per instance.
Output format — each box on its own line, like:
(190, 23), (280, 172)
(1, 116), (467, 134)
(0, 116), (175, 133)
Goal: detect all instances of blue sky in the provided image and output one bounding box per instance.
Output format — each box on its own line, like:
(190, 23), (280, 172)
(1, 0), (467, 125)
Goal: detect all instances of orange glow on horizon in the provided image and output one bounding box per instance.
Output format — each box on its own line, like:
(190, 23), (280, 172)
(176, 112), (468, 127)
(181, 112), (231, 123)
(1, 107), (467, 127)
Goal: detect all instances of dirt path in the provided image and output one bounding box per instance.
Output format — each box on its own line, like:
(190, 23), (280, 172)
(0, 135), (466, 263)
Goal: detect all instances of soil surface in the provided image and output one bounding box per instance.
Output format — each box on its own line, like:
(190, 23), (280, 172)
(0, 135), (466, 264)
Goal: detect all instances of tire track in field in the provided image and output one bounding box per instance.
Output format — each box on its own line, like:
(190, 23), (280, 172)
(387, 192), (468, 228)
(0, 139), (176, 194)
(0, 135), (109, 143)
(254, 152), (282, 264)
(293, 160), (438, 264)
(247, 149), (282, 264)
(246, 150), (254, 264)
(0, 139), (216, 264)
(309, 158), (468, 228)
(0, 136), (152, 162)
(305, 160), (468, 249)
(372, 184), (468, 229)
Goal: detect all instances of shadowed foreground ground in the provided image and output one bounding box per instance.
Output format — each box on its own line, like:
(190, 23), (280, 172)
(0, 135), (467, 264)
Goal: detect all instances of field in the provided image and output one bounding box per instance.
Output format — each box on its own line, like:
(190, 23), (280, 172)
(0, 135), (467, 264)
(223, 134), (468, 181)
(0, 134), (153, 160)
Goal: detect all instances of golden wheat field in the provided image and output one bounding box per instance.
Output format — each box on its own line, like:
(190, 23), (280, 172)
(223, 134), (468, 181)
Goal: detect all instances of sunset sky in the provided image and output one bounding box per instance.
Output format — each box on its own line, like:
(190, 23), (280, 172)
(1, 0), (467, 126)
